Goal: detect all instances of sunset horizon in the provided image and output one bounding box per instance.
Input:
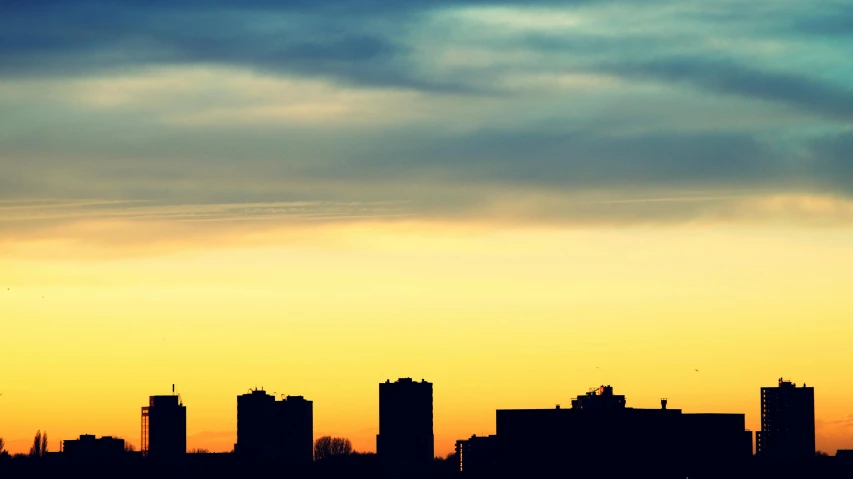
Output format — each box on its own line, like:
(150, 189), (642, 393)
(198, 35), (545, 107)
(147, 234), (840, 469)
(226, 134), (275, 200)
(2, 0), (853, 469)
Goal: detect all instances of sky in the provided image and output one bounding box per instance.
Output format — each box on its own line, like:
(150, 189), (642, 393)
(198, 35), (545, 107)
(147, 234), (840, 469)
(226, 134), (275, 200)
(1, 0), (853, 456)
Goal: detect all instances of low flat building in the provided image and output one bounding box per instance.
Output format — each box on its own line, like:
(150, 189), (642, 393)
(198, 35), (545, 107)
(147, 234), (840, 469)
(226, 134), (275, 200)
(494, 386), (752, 474)
(62, 435), (126, 457)
(836, 450), (853, 462)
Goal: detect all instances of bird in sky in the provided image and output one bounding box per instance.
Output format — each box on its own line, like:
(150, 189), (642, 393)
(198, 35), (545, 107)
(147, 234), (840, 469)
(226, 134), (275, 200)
(695, 369), (699, 372)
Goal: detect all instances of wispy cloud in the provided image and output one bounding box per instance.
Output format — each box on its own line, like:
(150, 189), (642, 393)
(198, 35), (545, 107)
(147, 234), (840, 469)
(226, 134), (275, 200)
(0, 200), (407, 223)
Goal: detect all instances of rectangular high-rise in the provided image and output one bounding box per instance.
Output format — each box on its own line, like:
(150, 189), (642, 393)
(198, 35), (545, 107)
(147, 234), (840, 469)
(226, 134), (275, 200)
(236, 389), (278, 458)
(279, 395), (314, 465)
(235, 389), (313, 463)
(377, 378), (434, 471)
(756, 378), (815, 459)
(141, 393), (186, 459)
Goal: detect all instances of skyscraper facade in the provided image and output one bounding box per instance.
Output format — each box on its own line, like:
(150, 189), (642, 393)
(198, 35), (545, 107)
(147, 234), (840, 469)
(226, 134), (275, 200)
(236, 389), (278, 459)
(141, 393), (186, 459)
(279, 395), (314, 465)
(235, 388), (313, 463)
(377, 378), (434, 471)
(756, 378), (815, 459)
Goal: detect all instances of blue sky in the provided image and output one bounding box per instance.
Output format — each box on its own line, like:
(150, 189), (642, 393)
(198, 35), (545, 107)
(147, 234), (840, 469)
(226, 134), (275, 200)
(2, 0), (852, 233)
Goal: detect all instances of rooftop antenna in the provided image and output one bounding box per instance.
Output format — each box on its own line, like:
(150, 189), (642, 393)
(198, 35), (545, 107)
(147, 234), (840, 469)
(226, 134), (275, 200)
(172, 384), (175, 394)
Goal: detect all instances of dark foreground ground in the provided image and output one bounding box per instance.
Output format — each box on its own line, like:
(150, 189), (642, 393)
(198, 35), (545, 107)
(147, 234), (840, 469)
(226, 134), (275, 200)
(2, 455), (853, 479)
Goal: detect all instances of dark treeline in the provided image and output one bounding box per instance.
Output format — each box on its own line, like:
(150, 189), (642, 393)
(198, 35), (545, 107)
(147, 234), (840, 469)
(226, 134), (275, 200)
(2, 446), (853, 479)
(2, 455), (853, 479)
(0, 451), (459, 479)
(0, 432), (460, 479)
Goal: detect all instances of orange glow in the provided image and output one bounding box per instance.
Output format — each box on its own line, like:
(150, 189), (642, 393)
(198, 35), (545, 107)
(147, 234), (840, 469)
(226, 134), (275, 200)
(1, 216), (853, 455)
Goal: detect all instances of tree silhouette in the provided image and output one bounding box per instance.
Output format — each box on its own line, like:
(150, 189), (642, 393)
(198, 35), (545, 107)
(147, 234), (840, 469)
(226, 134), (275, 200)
(433, 451), (460, 474)
(313, 436), (353, 461)
(110, 437), (136, 453)
(188, 448), (210, 454)
(29, 431), (47, 458)
(0, 437), (6, 456)
(29, 431), (40, 457)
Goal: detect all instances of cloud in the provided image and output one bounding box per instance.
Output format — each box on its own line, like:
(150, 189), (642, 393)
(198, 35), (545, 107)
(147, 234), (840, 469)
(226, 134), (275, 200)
(602, 58), (853, 122)
(790, 4), (853, 37)
(0, 199), (412, 259)
(0, 199), (407, 223)
(5, 191), (853, 261)
(0, 0), (824, 98)
(0, 0), (535, 93)
(400, 130), (785, 187)
(808, 132), (853, 190)
(0, 2), (408, 86)
(1, 0), (852, 244)
(1, 64), (851, 237)
(2, 0), (849, 116)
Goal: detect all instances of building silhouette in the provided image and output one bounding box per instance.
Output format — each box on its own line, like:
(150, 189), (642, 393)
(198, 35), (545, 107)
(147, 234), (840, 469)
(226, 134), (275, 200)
(377, 378), (434, 471)
(279, 395), (314, 465)
(571, 385), (627, 409)
(491, 385), (752, 474)
(455, 434), (498, 475)
(141, 386), (186, 459)
(236, 389), (277, 459)
(756, 378), (815, 460)
(235, 388), (313, 464)
(61, 435), (125, 458)
(837, 450), (853, 463)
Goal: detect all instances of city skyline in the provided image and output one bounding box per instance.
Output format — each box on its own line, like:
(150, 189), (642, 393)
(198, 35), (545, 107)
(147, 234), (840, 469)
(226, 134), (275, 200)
(3, 0), (853, 464)
(0, 376), (841, 457)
